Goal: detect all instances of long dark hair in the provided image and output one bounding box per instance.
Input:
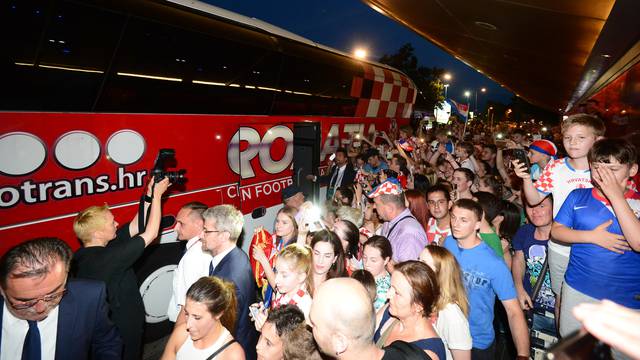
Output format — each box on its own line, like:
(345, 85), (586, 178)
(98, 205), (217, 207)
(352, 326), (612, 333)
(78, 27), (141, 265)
(309, 230), (347, 296)
(333, 220), (360, 259)
(186, 276), (237, 333)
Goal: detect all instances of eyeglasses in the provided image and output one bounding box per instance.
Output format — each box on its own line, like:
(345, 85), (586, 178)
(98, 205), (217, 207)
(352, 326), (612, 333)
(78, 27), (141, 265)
(427, 200), (448, 207)
(203, 229), (225, 235)
(9, 289), (67, 310)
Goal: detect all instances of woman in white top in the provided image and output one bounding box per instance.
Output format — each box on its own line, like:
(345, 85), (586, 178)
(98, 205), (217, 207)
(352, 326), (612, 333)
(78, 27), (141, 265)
(420, 245), (472, 360)
(161, 276), (245, 360)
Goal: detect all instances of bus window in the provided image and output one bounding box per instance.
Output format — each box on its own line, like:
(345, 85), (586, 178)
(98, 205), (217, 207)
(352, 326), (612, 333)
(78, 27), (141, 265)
(4, 0), (124, 111)
(4, 0), (47, 64)
(96, 16), (281, 114)
(273, 40), (359, 116)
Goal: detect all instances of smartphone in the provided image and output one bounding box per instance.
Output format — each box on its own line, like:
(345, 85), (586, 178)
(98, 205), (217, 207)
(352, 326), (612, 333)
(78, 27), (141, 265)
(249, 305), (260, 319)
(512, 148), (530, 173)
(546, 330), (611, 360)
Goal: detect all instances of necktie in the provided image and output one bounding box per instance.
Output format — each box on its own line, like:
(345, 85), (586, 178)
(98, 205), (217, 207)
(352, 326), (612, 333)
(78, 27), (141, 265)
(329, 167), (338, 188)
(22, 320), (40, 360)
(209, 260), (214, 276)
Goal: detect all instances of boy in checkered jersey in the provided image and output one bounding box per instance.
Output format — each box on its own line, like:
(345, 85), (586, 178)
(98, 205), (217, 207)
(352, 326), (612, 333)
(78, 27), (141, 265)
(513, 114), (604, 316)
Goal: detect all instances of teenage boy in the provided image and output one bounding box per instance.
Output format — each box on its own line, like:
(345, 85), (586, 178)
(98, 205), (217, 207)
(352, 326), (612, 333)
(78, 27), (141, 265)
(528, 139), (557, 181)
(513, 114), (605, 313)
(551, 138), (640, 337)
(426, 184), (452, 245)
(452, 168), (475, 200)
(512, 196), (555, 314)
(455, 141), (478, 173)
(443, 199), (529, 360)
(363, 149), (389, 175)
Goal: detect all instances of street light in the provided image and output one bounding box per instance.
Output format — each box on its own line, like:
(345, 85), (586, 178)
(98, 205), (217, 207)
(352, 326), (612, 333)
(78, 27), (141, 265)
(353, 48), (367, 60)
(443, 73), (452, 81)
(444, 84), (450, 98)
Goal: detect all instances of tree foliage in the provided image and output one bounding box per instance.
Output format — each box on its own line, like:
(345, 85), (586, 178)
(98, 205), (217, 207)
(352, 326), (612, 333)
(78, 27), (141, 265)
(379, 43), (444, 111)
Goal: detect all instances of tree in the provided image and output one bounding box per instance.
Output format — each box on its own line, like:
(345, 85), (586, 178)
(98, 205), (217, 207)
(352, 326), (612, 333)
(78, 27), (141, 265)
(379, 43), (444, 111)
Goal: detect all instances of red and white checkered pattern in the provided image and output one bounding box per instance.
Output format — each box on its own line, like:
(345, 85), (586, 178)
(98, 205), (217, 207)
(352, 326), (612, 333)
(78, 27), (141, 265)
(368, 180), (402, 198)
(351, 64), (417, 119)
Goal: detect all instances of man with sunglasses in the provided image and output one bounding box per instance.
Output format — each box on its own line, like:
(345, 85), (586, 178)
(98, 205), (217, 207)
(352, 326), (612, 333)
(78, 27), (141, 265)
(0, 237), (121, 360)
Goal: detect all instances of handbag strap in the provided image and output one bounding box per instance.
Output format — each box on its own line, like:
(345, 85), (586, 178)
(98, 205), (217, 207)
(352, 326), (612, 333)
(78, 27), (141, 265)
(531, 255), (549, 302)
(375, 319), (398, 348)
(205, 339), (236, 360)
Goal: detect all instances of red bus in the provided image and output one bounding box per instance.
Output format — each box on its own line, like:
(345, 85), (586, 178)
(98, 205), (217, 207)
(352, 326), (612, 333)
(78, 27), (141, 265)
(0, 0), (416, 340)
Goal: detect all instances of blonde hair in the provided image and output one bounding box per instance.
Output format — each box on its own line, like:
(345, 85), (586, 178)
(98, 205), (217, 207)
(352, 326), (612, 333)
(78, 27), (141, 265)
(73, 204), (110, 244)
(426, 245), (469, 316)
(278, 244), (312, 279)
(561, 113), (605, 137)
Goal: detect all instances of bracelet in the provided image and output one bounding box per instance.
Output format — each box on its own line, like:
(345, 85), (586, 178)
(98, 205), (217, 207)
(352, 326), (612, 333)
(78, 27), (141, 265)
(143, 195), (153, 203)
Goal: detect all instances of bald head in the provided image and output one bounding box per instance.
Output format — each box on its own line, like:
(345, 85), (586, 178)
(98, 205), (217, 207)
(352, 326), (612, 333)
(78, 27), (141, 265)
(310, 278), (375, 356)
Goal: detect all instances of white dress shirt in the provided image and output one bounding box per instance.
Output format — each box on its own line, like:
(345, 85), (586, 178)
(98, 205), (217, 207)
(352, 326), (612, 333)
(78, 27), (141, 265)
(167, 236), (214, 322)
(1, 303), (58, 360)
(331, 164), (347, 188)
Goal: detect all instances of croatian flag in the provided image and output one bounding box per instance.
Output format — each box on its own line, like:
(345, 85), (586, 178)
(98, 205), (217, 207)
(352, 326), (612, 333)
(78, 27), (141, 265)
(446, 99), (469, 122)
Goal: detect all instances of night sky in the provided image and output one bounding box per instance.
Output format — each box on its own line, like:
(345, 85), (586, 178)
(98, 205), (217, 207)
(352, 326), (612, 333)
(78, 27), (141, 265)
(205, 0), (515, 112)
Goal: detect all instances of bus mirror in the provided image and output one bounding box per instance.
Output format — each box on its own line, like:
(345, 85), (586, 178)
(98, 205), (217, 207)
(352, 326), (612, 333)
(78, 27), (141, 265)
(252, 207), (267, 219)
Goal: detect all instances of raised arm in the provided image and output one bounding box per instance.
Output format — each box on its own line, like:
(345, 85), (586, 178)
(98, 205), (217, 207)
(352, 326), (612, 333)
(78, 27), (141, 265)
(138, 177), (171, 246)
(512, 159), (543, 206)
(593, 165), (640, 251)
(128, 178), (155, 236)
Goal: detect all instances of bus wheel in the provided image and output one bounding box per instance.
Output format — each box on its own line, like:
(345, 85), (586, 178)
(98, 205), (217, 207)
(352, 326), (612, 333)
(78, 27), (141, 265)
(135, 242), (183, 343)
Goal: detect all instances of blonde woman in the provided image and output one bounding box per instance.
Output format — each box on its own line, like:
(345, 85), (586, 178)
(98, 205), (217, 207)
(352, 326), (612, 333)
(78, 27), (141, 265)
(420, 245), (472, 360)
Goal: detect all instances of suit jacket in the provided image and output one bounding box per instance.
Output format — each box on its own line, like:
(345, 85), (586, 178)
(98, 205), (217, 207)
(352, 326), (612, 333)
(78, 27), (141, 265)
(0, 279), (122, 360)
(318, 162), (357, 188)
(211, 246), (258, 360)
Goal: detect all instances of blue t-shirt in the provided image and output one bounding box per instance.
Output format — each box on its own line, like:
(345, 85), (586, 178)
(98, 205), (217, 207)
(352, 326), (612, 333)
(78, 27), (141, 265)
(443, 236), (517, 349)
(363, 160), (389, 174)
(555, 188), (640, 308)
(512, 224), (555, 312)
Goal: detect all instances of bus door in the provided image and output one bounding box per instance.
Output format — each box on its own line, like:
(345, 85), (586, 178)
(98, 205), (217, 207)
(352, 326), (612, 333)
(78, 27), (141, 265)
(293, 122), (321, 203)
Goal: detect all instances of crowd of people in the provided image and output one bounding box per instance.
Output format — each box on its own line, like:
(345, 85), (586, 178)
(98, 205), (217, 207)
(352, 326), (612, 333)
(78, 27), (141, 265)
(1, 113), (640, 360)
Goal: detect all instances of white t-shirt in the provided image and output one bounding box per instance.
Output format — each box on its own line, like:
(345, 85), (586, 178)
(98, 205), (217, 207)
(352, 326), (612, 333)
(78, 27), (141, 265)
(459, 158), (476, 173)
(534, 158), (592, 256)
(435, 303), (472, 360)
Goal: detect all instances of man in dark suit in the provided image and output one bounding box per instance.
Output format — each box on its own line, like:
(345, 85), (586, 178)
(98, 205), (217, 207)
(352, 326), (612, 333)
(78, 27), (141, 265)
(0, 237), (122, 360)
(307, 147), (357, 199)
(201, 205), (257, 360)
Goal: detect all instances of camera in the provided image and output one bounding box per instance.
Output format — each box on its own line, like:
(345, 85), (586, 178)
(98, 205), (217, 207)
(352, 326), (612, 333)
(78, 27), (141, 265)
(151, 149), (186, 184)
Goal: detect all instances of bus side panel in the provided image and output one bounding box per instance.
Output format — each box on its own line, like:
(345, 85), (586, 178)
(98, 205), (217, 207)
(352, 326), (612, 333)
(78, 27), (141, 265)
(0, 113), (402, 254)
